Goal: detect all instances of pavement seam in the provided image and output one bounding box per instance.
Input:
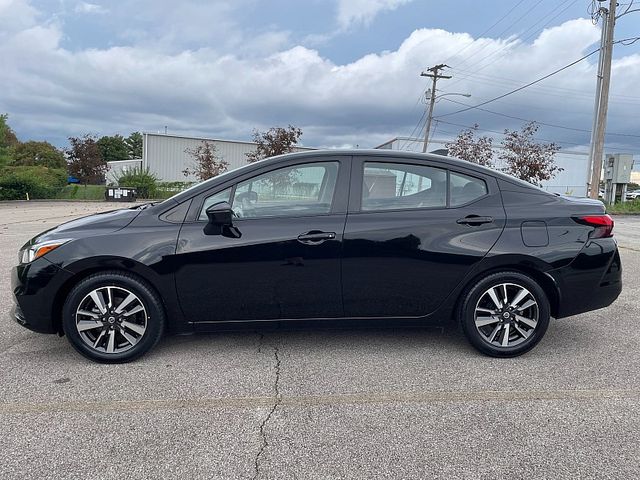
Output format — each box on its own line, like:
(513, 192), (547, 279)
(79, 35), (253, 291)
(1, 388), (638, 415)
(252, 343), (281, 480)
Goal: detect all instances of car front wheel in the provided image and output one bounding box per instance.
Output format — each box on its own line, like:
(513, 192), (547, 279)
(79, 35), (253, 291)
(62, 271), (165, 363)
(460, 272), (550, 357)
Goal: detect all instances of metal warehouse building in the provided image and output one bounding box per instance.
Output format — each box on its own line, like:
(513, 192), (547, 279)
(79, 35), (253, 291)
(107, 133), (314, 183)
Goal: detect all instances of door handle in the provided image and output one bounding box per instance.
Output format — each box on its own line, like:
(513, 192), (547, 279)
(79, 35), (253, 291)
(457, 215), (493, 226)
(297, 231), (336, 244)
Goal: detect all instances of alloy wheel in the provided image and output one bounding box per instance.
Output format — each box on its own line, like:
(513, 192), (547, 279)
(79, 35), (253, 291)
(75, 286), (147, 354)
(474, 282), (539, 348)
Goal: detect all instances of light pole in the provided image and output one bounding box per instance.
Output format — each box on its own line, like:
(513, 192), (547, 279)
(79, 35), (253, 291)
(422, 91), (471, 153)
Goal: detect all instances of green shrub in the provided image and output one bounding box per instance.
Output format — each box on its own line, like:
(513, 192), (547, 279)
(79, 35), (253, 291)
(154, 181), (195, 199)
(115, 166), (158, 199)
(0, 166), (66, 200)
(606, 199), (640, 215)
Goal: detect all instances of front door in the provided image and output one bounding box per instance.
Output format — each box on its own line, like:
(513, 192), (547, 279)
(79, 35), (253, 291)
(342, 157), (506, 318)
(175, 159), (349, 323)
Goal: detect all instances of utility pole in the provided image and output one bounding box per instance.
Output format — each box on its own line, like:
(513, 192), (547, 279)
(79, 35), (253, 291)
(588, 0), (617, 199)
(421, 64), (451, 153)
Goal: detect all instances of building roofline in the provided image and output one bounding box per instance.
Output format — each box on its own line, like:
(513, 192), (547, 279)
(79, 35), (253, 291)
(143, 132), (316, 150)
(106, 158), (142, 164)
(376, 136), (591, 156)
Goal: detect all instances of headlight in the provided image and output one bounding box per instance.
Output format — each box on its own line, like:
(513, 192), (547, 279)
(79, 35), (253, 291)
(19, 239), (71, 264)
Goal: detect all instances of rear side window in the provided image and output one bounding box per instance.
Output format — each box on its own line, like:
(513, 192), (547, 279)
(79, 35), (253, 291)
(362, 162), (447, 211)
(450, 172), (487, 206)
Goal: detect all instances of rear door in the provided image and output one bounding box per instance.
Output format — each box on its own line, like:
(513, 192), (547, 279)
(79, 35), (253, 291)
(175, 156), (350, 323)
(342, 157), (505, 318)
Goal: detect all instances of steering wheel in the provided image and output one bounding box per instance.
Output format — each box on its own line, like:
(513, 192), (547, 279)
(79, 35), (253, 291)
(235, 191), (258, 217)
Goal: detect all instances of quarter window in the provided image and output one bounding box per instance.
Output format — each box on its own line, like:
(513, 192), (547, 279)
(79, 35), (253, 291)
(362, 162), (447, 211)
(450, 172), (487, 206)
(231, 162), (339, 219)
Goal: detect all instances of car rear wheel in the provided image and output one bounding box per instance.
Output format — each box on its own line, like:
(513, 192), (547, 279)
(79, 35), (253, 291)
(459, 272), (550, 357)
(62, 271), (165, 363)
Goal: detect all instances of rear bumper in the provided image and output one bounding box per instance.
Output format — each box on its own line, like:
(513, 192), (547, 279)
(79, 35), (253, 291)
(549, 238), (622, 319)
(11, 259), (73, 334)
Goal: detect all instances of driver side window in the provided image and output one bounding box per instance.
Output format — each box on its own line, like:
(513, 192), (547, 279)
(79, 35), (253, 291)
(232, 162), (339, 219)
(200, 162), (340, 221)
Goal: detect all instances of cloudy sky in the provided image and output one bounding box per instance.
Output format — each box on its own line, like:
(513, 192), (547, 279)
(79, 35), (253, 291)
(2, 0), (640, 154)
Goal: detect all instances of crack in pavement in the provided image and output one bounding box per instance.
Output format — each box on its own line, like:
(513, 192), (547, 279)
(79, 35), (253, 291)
(252, 343), (281, 480)
(256, 332), (265, 353)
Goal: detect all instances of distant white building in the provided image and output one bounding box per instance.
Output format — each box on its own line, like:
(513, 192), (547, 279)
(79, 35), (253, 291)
(107, 132), (314, 183)
(376, 136), (591, 197)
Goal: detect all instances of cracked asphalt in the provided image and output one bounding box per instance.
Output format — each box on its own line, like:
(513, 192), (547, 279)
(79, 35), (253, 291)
(1, 202), (639, 479)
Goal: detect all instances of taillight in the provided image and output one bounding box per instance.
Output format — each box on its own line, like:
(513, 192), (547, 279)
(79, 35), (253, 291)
(573, 214), (614, 239)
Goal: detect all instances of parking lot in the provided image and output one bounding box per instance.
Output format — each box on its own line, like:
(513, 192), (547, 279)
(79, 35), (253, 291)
(0, 201), (639, 479)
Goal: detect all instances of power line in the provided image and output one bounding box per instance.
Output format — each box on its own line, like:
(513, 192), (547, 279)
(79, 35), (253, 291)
(400, 109), (427, 150)
(439, 97), (640, 139)
(440, 0), (529, 66)
(452, 0), (548, 73)
(405, 0), (542, 134)
(448, 68), (640, 103)
(436, 120), (586, 147)
(451, 0), (580, 78)
(435, 49), (600, 119)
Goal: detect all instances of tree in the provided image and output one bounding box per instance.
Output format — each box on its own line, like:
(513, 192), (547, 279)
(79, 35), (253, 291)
(445, 124), (494, 166)
(245, 125), (303, 163)
(97, 134), (129, 163)
(126, 132), (143, 159)
(0, 114), (19, 166)
(499, 122), (562, 186)
(183, 141), (229, 181)
(12, 141), (66, 169)
(67, 135), (108, 184)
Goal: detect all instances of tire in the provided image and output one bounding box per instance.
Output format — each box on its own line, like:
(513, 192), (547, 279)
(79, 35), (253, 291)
(62, 271), (165, 363)
(459, 271), (550, 358)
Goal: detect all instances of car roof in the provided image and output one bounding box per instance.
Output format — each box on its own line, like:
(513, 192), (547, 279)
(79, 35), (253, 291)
(270, 149), (543, 190)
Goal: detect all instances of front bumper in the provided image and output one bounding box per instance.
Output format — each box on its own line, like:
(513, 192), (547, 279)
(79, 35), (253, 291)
(11, 258), (73, 334)
(549, 238), (622, 319)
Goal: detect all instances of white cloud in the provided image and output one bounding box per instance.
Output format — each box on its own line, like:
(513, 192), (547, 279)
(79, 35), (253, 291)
(336, 0), (414, 29)
(74, 2), (108, 14)
(1, 5), (639, 153)
(0, 0), (39, 34)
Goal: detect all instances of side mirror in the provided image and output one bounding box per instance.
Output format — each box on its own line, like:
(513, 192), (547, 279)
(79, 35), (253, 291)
(206, 201), (233, 226)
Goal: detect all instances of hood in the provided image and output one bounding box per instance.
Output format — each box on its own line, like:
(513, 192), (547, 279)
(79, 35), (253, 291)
(27, 206), (142, 247)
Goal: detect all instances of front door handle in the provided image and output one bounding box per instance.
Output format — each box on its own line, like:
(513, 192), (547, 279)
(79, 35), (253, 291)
(297, 231), (336, 245)
(457, 215), (493, 226)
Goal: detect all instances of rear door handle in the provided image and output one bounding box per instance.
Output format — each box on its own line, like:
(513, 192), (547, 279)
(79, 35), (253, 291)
(457, 215), (493, 226)
(297, 231), (336, 244)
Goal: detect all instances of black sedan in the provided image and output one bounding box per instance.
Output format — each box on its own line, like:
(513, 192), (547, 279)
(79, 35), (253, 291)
(12, 150), (622, 362)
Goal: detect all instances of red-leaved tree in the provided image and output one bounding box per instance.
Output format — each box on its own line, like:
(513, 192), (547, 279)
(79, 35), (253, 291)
(246, 125), (303, 163)
(499, 122), (562, 186)
(67, 135), (108, 184)
(445, 124), (494, 166)
(183, 141), (229, 181)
